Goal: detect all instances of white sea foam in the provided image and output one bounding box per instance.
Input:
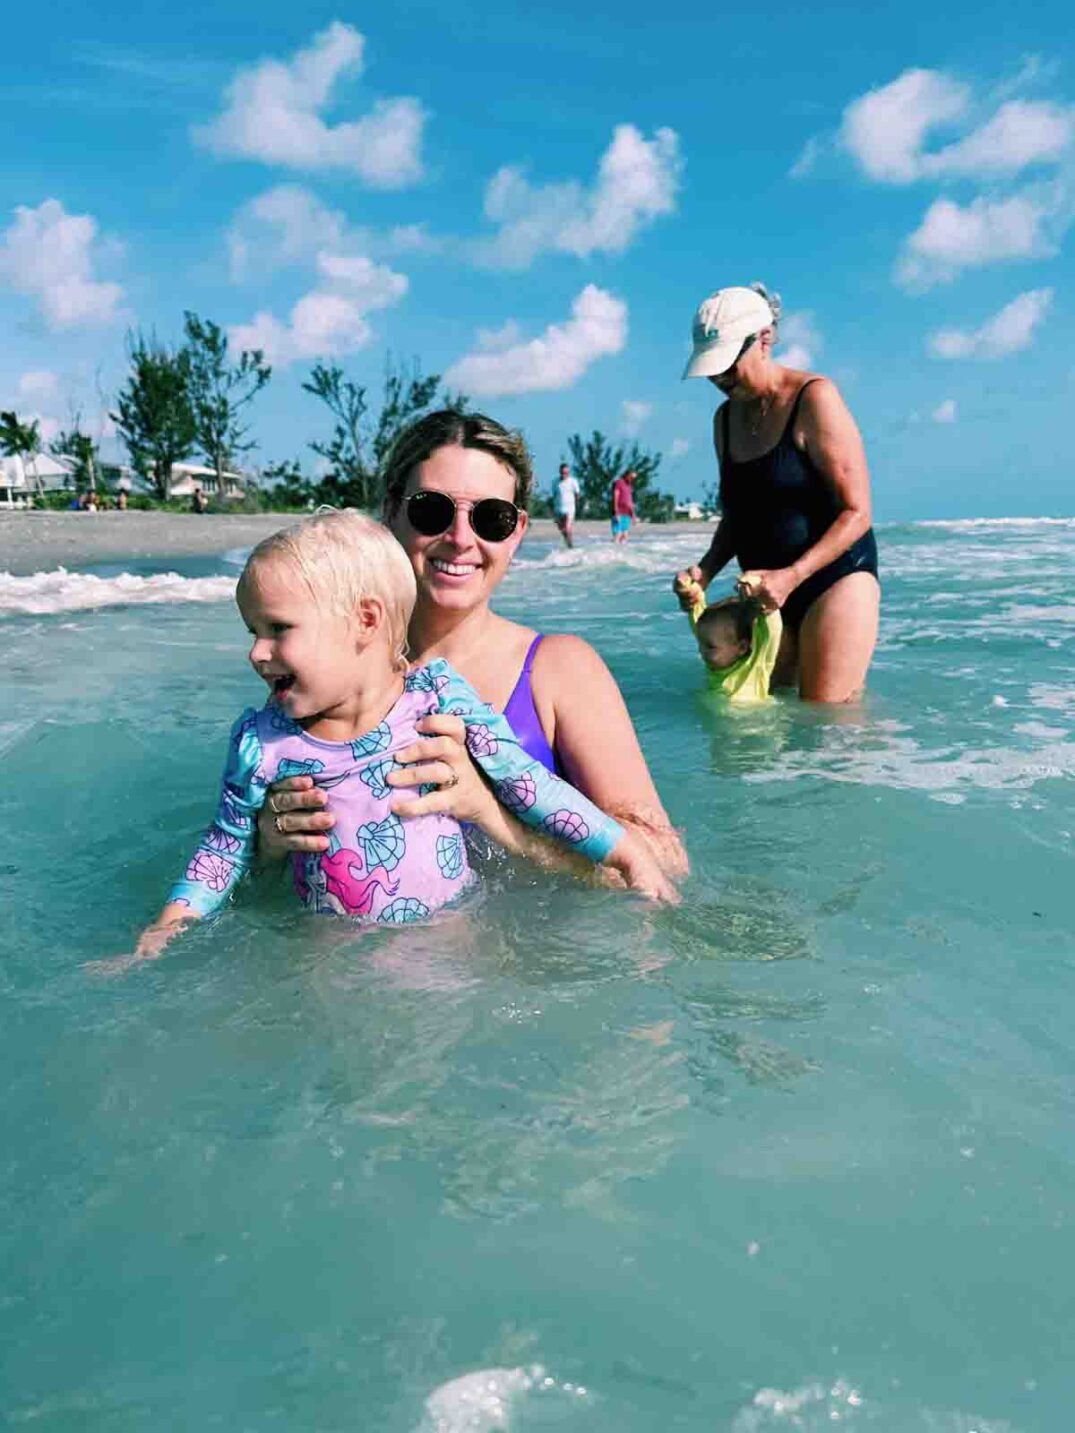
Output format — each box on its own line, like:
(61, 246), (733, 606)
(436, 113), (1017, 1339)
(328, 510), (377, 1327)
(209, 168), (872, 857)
(1030, 683), (1075, 713)
(515, 533), (699, 575)
(0, 568), (236, 617)
(915, 516), (1075, 530)
(731, 1379), (865, 1429)
(3, 518), (1070, 615)
(744, 725), (1075, 794)
(730, 1378), (1014, 1431)
(414, 1365), (588, 1432)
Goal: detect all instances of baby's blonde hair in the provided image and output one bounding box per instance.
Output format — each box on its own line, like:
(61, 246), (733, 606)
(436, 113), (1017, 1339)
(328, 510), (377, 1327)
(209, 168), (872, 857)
(239, 508), (416, 672)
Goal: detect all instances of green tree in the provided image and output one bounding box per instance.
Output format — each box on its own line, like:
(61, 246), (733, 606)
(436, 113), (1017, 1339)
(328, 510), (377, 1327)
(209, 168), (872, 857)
(0, 411), (43, 496)
(111, 333), (196, 499)
(564, 431), (669, 520)
(183, 312), (271, 490)
(303, 357), (467, 510)
(261, 459), (316, 510)
(51, 420), (100, 493)
(302, 362), (370, 506)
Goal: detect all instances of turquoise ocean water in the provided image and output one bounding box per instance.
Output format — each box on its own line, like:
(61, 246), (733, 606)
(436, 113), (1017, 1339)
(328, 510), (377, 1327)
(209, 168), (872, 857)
(2, 519), (1073, 1430)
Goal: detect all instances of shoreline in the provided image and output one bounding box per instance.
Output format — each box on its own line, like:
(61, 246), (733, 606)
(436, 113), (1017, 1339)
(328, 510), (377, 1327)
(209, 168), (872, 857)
(0, 511), (717, 576)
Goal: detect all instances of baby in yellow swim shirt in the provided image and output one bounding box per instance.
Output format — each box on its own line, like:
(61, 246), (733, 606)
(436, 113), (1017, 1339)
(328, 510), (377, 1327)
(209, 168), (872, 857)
(675, 574), (783, 702)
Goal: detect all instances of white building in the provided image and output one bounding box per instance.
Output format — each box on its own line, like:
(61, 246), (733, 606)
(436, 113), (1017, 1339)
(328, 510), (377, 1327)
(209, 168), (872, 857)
(164, 463), (246, 500)
(0, 452), (74, 507)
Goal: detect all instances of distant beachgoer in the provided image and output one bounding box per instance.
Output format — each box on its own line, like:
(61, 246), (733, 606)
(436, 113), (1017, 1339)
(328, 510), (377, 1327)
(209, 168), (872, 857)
(674, 283), (879, 702)
(116, 489), (128, 511)
(611, 469), (635, 544)
(257, 410), (686, 880)
(553, 463), (580, 548)
(191, 486), (209, 514)
(124, 510), (671, 964)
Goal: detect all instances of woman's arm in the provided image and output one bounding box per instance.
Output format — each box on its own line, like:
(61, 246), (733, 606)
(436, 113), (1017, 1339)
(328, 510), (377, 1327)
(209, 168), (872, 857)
(791, 378), (872, 579)
(533, 636), (688, 877)
(745, 380), (872, 611)
(388, 716), (675, 900)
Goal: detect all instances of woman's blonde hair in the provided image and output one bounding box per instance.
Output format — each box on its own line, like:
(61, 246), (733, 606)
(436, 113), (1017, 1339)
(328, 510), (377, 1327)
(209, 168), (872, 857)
(239, 509), (416, 672)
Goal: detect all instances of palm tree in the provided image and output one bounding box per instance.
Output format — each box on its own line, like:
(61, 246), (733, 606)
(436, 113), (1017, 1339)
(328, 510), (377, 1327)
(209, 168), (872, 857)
(0, 412), (43, 497)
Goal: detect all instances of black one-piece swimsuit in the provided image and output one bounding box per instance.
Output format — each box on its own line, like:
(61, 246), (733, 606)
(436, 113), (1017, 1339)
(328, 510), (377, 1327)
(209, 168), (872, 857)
(718, 379), (879, 631)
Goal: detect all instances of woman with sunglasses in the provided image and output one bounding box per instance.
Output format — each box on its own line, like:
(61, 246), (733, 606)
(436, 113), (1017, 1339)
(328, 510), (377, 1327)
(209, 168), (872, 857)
(674, 284), (879, 702)
(259, 410), (686, 879)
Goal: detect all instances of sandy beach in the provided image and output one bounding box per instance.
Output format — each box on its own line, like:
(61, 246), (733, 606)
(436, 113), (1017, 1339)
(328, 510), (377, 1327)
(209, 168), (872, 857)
(0, 510), (714, 575)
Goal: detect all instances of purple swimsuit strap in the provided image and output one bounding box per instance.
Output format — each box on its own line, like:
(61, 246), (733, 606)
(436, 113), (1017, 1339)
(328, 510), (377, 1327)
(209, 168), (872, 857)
(502, 635), (559, 775)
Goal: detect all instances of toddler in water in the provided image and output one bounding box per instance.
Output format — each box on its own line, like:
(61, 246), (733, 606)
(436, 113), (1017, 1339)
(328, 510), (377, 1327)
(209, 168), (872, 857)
(137, 510), (663, 956)
(675, 572), (783, 701)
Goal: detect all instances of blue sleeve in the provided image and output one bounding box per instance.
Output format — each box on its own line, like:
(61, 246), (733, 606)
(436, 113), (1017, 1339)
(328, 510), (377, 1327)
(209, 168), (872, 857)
(166, 710), (266, 917)
(428, 660), (625, 863)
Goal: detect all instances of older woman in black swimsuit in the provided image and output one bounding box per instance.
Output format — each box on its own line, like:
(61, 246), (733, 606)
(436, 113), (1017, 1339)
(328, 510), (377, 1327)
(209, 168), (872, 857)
(673, 284), (880, 702)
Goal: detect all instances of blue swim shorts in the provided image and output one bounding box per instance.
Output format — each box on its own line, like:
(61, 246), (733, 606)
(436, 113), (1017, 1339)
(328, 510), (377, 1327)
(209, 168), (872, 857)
(611, 514), (632, 536)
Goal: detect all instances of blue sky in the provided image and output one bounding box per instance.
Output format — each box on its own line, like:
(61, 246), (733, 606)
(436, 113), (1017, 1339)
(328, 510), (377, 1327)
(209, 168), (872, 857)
(2, 0), (1072, 520)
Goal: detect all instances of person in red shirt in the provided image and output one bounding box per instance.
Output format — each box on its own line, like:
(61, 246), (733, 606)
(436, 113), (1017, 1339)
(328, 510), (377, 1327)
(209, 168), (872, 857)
(610, 469), (636, 544)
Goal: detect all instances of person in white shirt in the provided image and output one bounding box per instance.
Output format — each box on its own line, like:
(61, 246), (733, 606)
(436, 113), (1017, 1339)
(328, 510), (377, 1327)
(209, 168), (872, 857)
(553, 463), (581, 548)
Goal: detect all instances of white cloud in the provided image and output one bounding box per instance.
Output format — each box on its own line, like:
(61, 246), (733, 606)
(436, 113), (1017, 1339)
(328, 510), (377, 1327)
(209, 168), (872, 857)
(444, 285), (627, 397)
(473, 125), (681, 269)
(0, 199), (122, 328)
(227, 184), (442, 281)
(840, 69), (969, 183)
(228, 185), (348, 280)
(669, 438), (690, 460)
(928, 288), (1053, 360)
(229, 249), (407, 367)
(840, 69), (1074, 184)
(18, 370), (59, 401)
(897, 189), (1059, 288)
(195, 22), (426, 188)
(789, 136), (824, 179)
(932, 398), (958, 423)
(926, 100), (1074, 178)
(777, 310), (821, 369)
(620, 399), (652, 436)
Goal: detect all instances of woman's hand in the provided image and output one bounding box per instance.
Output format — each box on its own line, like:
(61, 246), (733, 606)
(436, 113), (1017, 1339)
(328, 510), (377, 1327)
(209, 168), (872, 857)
(603, 829), (680, 904)
(739, 567), (799, 613)
(387, 714), (500, 827)
(256, 775), (336, 858)
(673, 564), (707, 613)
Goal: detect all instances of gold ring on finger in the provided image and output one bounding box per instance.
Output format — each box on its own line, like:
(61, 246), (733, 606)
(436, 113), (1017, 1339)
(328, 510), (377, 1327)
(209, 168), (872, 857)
(442, 772), (460, 790)
(273, 813), (285, 834)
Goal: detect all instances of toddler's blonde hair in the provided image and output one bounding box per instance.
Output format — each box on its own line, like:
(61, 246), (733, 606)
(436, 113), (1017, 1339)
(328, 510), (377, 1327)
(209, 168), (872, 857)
(239, 509), (416, 672)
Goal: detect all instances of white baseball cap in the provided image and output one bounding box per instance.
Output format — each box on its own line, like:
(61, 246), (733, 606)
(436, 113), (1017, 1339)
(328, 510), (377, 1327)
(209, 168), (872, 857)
(682, 286), (775, 380)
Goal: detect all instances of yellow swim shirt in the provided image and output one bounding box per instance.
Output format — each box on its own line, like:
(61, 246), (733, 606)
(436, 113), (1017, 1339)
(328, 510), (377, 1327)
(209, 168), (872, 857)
(686, 584), (783, 702)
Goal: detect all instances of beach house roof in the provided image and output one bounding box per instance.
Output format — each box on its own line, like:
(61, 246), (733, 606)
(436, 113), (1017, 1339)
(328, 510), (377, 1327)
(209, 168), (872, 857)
(0, 452), (75, 490)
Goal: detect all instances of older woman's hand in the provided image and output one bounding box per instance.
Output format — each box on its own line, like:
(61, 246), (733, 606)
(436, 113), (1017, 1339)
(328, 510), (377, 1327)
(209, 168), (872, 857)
(387, 713), (500, 826)
(673, 564), (706, 613)
(256, 775), (336, 858)
(739, 567), (799, 613)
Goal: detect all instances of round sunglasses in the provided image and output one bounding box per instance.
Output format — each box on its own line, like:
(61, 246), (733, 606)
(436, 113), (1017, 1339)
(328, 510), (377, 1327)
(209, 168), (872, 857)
(405, 489), (521, 543)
